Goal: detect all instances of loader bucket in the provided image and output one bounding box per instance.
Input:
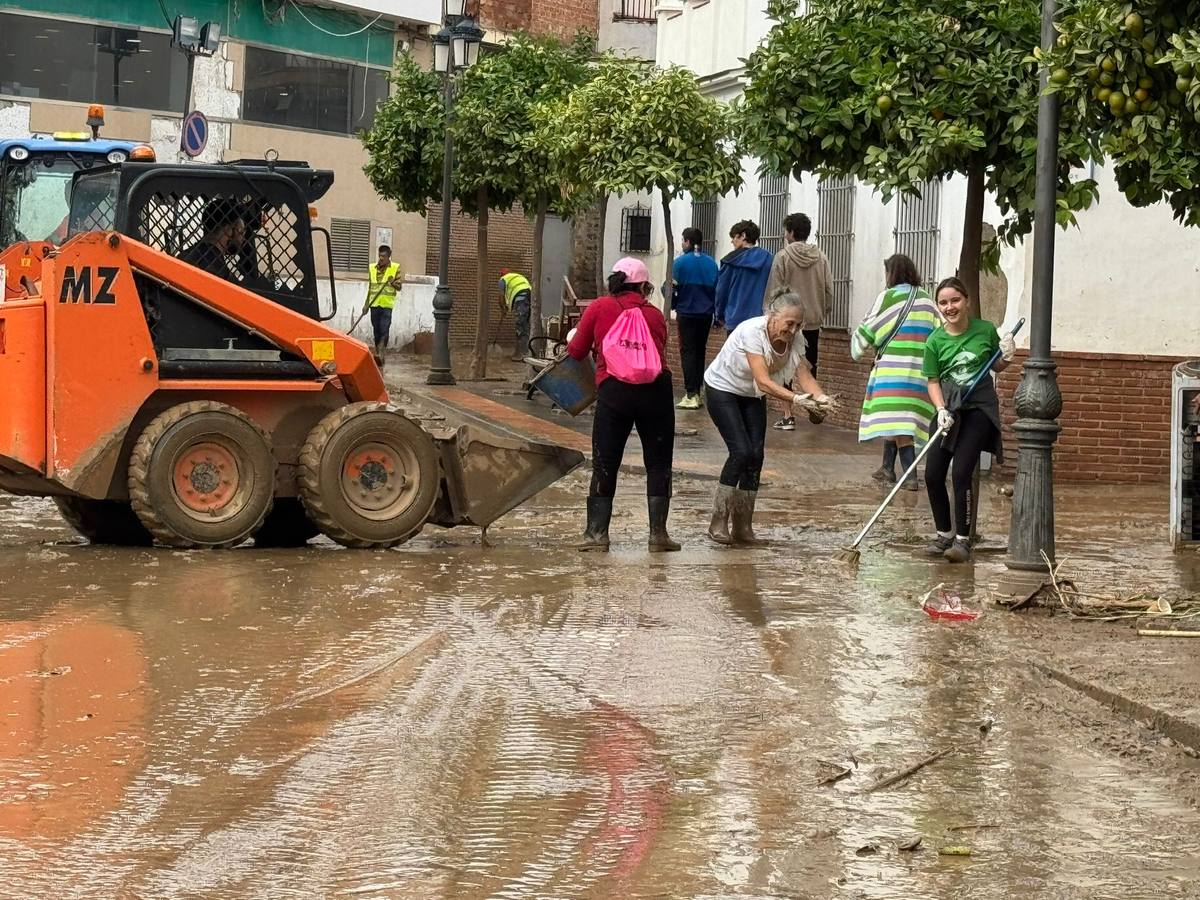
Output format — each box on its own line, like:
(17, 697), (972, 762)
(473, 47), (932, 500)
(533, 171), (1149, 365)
(427, 425), (584, 529)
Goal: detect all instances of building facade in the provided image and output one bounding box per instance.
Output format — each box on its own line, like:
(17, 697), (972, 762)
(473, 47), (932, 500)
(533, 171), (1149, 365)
(616, 0), (1200, 484)
(0, 0), (440, 347)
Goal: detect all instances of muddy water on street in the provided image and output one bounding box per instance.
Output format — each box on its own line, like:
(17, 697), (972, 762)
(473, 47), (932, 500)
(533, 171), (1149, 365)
(1, 478), (1199, 899)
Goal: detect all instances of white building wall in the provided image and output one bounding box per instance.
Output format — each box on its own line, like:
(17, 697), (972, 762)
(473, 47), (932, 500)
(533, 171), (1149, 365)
(641, 0), (1200, 358)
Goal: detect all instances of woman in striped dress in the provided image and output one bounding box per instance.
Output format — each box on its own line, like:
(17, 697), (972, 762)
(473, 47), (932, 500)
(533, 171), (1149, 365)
(850, 254), (939, 490)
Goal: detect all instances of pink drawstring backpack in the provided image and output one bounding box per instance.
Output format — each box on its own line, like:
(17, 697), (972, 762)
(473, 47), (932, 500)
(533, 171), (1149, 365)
(601, 301), (662, 384)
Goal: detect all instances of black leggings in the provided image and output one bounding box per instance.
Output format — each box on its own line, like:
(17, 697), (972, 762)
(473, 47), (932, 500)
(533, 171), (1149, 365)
(590, 373), (675, 498)
(924, 407), (998, 536)
(677, 314), (713, 395)
(706, 385), (767, 490)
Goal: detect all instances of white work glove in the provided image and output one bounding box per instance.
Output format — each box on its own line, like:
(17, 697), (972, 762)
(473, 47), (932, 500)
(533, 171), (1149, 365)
(1000, 332), (1016, 362)
(792, 392), (814, 412)
(937, 407), (955, 431)
(814, 393), (832, 408)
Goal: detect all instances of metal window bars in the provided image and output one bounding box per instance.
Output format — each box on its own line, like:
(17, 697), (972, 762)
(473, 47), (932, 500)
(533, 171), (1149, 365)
(615, 0), (655, 22)
(893, 179), (942, 295)
(620, 202), (652, 253)
(816, 174), (856, 329)
(757, 172), (790, 255)
(690, 194), (719, 258)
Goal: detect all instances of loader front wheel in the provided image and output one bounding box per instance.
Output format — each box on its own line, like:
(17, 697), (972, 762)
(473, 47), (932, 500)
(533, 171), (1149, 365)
(128, 401), (276, 549)
(298, 403), (439, 549)
(54, 497), (154, 547)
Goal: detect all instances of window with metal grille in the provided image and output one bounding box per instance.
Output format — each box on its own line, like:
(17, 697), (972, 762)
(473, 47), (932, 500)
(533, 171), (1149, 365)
(620, 203), (652, 253)
(133, 189), (306, 293)
(893, 180), (942, 295)
(615, 0), (655, 21)
(757, 173), (790, 255)
(330, 218), (372, 272)
(816, 175), (856, 329)
(690, 194), (719, 258)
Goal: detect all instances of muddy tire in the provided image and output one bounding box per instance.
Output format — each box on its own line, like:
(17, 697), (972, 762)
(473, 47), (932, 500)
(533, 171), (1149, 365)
(53, 497), (154, 547)
(253, 498), (320, 548)
(128, 401), (276, 549)
(298, 402), (439, 549)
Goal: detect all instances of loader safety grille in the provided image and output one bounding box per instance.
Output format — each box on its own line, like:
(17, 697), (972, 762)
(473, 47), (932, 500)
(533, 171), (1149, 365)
(134, 191), (306, 294)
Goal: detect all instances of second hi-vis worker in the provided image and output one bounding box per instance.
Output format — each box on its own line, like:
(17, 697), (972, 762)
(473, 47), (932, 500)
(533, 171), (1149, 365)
(365, 245), (403, 366)
(499, 269), (533, 361)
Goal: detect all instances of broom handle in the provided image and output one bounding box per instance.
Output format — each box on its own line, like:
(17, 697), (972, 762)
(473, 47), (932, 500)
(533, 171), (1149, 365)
(847, 317), (1026, 552)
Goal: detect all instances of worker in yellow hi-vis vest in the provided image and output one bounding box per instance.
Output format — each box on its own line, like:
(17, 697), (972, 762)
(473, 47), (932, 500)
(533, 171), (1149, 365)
(364, 245), (403, 367)
(499, 268), (533, 361)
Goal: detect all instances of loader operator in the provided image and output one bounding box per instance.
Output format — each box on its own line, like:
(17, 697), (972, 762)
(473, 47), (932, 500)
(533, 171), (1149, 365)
(182, 198), (252, 284)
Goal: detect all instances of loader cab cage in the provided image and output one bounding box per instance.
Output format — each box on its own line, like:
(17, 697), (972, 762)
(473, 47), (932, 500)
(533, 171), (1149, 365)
(68, 161), (334, 322)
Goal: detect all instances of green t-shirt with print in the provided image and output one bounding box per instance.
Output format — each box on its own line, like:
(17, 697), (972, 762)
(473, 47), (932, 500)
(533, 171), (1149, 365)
(921, 318), (1000, 385)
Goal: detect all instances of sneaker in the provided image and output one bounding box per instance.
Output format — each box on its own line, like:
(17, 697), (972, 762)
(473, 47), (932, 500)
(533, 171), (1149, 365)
(944, 538), (972, 564)
(773, 416), (795, 431)
(925, 534), (953, 556)
(871, 466), (897, 485)
(677, 393), (700, 410)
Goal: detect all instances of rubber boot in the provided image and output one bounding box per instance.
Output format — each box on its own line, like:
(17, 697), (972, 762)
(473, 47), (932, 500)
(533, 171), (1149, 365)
(707, 484), (735, 545)
(373, 342), (386, 367)
(647, 496), (681, 552)
(576, 496), (612, 552)
(897, 444), (918, 492)
(730, 489), (768, 545)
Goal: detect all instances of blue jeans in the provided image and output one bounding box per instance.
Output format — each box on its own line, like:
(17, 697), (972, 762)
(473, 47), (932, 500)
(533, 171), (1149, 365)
(370, 306), (393, 348)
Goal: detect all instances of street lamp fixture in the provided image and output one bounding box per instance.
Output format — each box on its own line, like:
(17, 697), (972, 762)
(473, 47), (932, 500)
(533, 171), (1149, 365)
(427, 5), (485, 385)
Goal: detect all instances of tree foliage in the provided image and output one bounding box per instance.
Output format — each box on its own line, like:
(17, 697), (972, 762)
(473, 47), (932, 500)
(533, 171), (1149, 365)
(552, 56), (742, 301)
(741, 0), (1099, 255)
(1048, 1), (1200, 224)
(361, 54), (446, 214)
(553, 56), (742, 204)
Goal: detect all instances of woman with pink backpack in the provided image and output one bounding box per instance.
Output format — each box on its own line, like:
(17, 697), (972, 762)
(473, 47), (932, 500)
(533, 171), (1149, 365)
(566, 258), (679, 553)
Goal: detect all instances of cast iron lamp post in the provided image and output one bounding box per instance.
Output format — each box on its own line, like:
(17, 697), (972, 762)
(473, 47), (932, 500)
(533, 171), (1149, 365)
(427, 1), (485, 386)
(1007, 0), (1063, 570)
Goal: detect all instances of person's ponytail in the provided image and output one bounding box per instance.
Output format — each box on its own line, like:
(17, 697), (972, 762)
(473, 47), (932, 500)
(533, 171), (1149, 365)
(607, 271), (629, 295)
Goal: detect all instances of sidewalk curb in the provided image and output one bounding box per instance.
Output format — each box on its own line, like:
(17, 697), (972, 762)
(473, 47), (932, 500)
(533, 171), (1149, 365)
(1032, 660), (1200, 754)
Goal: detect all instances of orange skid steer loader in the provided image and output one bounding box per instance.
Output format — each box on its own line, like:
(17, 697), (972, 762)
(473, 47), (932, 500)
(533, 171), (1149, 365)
(0, 158), (581, 548)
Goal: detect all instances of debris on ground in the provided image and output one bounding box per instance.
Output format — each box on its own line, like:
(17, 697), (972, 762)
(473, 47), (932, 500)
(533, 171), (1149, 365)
(938, 845), (972, 856)
(897, 836), (923, 852)
(863, 746), (957, 793)
(920, 584), (982, 622)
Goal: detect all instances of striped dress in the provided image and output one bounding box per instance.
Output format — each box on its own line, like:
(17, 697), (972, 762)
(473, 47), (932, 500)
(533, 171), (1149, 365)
(851, 285), (940, 444)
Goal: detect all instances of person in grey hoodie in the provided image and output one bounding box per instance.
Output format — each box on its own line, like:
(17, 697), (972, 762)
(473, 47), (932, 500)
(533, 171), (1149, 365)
(764, 212), (834, 429)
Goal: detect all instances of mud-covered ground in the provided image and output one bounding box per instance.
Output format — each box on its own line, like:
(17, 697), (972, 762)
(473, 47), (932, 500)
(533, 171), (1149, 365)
(2, 472), (1200, 899)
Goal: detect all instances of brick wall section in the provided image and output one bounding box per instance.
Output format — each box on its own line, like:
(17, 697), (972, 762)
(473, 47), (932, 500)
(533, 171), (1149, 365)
(426, 199), (535, 348)
(479, 0), (531, 32)
(814, 330), (870, 431)
(569, 204), (602, 299)
(996, 350), (1183, 484)
(531, 0), (598, 40)
(662, 321), (726, 390)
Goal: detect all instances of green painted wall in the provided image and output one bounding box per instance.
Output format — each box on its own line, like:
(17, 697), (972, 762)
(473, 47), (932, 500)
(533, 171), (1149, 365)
(1, 0), (395, 66)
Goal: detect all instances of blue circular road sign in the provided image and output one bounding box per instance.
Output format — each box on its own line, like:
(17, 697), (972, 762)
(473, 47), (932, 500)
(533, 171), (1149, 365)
(181, 111), (209, 158)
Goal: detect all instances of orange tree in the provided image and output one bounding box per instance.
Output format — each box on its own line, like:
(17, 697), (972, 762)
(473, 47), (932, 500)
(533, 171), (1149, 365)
(740, 0), (1100, 309)
(1047, 2), (1200, 222)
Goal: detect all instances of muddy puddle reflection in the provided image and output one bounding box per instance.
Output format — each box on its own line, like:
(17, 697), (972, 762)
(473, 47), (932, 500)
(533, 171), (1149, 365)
(1, 485), (1198, 898)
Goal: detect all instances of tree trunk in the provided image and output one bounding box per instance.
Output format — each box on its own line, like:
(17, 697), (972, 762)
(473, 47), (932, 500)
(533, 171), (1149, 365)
(957, 156), (986, 319)
(531, 192), (548, 342)
(595, 194), (608, 296)
(470, 185), (490, 379)
(660, 183), (674, 312)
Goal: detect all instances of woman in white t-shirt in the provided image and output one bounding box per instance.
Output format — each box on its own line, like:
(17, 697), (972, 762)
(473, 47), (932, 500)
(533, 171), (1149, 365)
(703, 294), (832, 544)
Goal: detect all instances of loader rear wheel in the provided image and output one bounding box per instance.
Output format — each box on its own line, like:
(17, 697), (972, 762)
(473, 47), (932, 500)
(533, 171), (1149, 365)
(128, 401), (276, 549)
(253, 499), (321, 548)
(298, 403), (438, 549)
(53, 497), (154, 547)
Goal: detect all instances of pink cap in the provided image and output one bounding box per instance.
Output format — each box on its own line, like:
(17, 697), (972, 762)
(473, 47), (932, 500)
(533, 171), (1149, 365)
(611, 256), (650, 284)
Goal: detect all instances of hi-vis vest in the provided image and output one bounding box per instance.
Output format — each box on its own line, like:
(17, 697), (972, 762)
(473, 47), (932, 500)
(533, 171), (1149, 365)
(369, 262), (402, 309)
(500, 272), (532, 309)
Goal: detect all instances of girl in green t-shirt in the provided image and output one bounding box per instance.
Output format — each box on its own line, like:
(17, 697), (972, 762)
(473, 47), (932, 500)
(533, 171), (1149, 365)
(920, 277), (1016, 563)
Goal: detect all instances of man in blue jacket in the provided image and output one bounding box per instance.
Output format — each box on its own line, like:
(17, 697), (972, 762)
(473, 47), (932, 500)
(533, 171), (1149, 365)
(715, 220), (773, 334)
(672, 226), (719, 409)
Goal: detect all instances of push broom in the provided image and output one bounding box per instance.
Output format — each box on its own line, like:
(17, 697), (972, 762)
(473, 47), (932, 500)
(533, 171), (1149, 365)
(835, 317), (1025, 565)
